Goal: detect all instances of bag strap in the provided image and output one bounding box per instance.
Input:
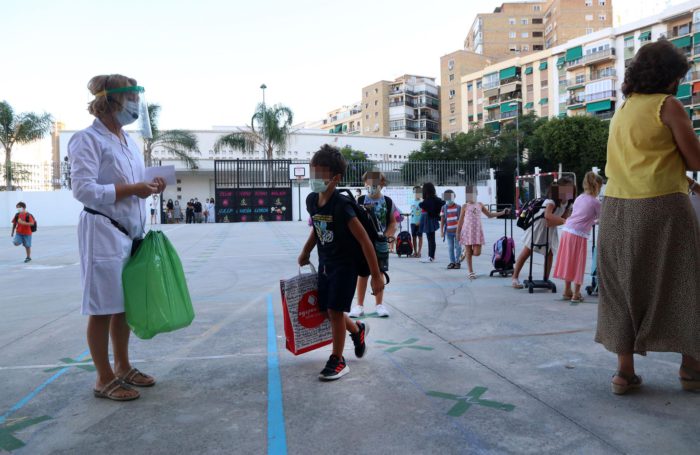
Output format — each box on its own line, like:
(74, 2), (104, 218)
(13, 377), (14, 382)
(83, 207), (130, 237)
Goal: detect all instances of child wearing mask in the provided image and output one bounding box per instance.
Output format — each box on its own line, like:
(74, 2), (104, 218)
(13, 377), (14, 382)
(350, 171), (396, 318)
(11, 202), (35, 263)
(409, 186), (423, 258)
(457, 186), (509, 279)
(553, 172), (603, 303)
(440, 190), (462, 269)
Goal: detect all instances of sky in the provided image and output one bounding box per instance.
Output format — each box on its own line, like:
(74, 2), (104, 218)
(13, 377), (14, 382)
(0, 0), (688, 131)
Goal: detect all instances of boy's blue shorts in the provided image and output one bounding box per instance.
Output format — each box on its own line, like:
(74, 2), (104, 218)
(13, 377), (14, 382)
(411, 224), (421, 237)
(318, 262), (358, 313)
(13, 234), (31, 248)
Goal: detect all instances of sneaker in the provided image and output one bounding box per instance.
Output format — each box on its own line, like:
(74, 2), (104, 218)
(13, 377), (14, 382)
(24, 257), (31, 263)
(454, 263), (461, 269)
(447, 263), (455, 269)
(348, 305), (364, 318)
(376, 304), (390, 318)
(350, 321), (370, 358)
(319, 355), (349, 381)
(420, 257), (432, 263)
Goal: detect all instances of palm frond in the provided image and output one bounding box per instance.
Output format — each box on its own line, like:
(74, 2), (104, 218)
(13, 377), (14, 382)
(213, 132), (257, 154)
(147, 104), (161, 139)
(0, 101), (15, 150)
(14, 112), (53, 144)
(158, 144), (199, 169)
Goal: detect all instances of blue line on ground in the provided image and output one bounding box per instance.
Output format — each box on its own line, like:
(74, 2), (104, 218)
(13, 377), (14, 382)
(266, 294), (287, 455)
(382, 352), (489, 454)
(0, 348), (90, 425)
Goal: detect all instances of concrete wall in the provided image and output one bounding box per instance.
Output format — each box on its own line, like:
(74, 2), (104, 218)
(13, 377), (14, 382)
(1, 190), (82, 228)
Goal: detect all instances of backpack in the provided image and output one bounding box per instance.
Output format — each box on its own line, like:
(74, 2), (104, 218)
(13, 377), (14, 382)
(492, 236), (515, 271)
(395, 231), (413, 257)
(516, 198), (546, 231)
(13, 212), (37, 233)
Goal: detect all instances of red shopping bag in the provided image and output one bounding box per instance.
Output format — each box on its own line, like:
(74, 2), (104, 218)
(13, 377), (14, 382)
(280, 265), (332, 355)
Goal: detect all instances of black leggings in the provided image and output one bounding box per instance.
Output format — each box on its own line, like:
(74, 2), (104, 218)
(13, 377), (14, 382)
(426, 232), (436, 259)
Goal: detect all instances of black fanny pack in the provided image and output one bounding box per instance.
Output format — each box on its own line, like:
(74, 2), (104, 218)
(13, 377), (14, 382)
(83, 207), (143, 257)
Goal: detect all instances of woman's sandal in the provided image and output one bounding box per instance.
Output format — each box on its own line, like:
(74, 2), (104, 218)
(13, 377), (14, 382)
(512, 279), (524, 289)
(611, 370), (643, 395)
(93, 378), (140, 401)
(468, 272), (477, 280)
(561, 293), (574, 301)
(119, 367), (156, 387)
(679, 365), (700, 391)
(570, 294), (584, 303)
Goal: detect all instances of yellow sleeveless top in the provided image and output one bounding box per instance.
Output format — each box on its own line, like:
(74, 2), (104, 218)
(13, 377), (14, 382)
(605, 93), (688, 199)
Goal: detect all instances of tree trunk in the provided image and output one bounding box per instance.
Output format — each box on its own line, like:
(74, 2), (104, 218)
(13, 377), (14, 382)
(5, 148), (12, 191)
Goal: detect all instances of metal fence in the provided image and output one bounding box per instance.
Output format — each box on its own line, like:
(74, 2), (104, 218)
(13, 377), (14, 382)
(1, 161), (71, 191)
(215, 159), (292, 189)
(337, 160), (491, 187)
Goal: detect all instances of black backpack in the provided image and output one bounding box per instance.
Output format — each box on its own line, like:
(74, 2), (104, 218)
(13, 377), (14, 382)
(13, 212), (37, 233)
(516, 198), (546, 231)
(335, 190), (391, 284)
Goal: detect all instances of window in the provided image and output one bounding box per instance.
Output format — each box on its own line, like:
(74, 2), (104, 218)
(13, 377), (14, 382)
(476, 81), (482, 89)
(365, 114), (369, 119)
(533, 31), (543, 37)
(534, 5), (541, 11)
(625, 37), (634, 48)
(365, 91), (368, 97)
(374, 88), (378, 94)
(509, 45), (519, 52)
(522, 32), (529, 38)
(599, 0), (606, 5)
(585, 28), (593, 35)
(449, 89), (456, 98)
(533, 18), (543, 24)
(541, 80), (549, 88)
(599, 14), (606, 21)
(449, 118), (456, 125)
(521, 18), (528, 25)
(509, 17), (516, 25)
(365, 103), (368, 109)
(467, 83), (473, 92)
(374, 112), (379, 118)
(449, 74), (455, 81)
(534, 44), (544, 51)
(509, 31), (517, 39)
(527, 84), (534, 92)
(585, 14), (593, 21)
(523, 45), (529, 51)
(450, 103), (455, 112)
(585, 0), (592, 5)
(448, 59), (455, 70)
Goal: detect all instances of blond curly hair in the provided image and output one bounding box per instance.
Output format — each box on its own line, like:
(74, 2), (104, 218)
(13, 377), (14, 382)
(87, 74), (137, 117)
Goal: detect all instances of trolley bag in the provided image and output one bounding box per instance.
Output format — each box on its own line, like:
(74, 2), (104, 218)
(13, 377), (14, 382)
(517, 198), (546, 230)
(123, 230), (195, 340)
(492, 236), (515, 272)
(280, 265), (332, 355)
(395, 215), (413, 257)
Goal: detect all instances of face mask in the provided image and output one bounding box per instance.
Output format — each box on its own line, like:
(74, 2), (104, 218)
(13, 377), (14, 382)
(414, 194), (421, 200)
(446, 198), (455, 205)
(17, 208), (24, 213)
(309, 179), (329, 193)
(367, 185), (380, 196)
(115, 100), (139, 126)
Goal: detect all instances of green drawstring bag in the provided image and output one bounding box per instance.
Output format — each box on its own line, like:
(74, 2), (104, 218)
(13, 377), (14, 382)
(123, 230), (194, 339)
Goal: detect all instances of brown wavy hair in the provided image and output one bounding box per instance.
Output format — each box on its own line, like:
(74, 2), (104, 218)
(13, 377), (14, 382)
(87, 74), (137, 117)
(621, 39), (690, 96)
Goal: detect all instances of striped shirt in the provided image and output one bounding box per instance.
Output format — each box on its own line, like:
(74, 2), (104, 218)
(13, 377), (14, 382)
(442, 204), (461, 233)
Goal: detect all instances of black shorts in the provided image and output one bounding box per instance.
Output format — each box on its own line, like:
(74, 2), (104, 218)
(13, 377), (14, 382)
(411, 224), (421, 237)
(150, 209), (155, 215)
(318, 262), (358, 313)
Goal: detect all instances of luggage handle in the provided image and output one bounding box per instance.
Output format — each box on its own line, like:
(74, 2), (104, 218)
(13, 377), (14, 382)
(299, 263), (318, 275)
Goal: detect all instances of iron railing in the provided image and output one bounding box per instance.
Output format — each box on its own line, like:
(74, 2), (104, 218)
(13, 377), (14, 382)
(1, 161), (72, 191)
(214, 159), (292, 188)
(334, 160), (491, 187)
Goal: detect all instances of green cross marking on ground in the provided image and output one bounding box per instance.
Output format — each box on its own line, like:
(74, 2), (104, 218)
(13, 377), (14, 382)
(427, 387), (515, 416)
(375, 338), (434, 353)
(43, 357), (95, 373)
(0, 416), (51, 452)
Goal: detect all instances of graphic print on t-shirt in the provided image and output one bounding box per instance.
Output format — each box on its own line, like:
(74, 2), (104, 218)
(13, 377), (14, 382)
(312, 214), (334, 245)
(362, 196), (388, 231)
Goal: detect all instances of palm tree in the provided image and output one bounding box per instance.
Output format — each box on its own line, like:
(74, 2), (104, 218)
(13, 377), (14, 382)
(213, 103), (294, 159)
(0, 101), (53, 190)
(143, 104), (200, 168)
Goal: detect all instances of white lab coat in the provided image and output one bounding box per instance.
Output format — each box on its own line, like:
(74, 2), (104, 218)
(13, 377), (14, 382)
(69, 119), (146, 315)
(207, 202), (215, 223)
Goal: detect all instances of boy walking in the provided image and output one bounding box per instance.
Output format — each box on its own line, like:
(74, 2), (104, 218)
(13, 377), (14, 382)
(410, 186), (423, 258)
(299, 145), (384, 381)
(10, 202), (35, 263)
(440, 190), (462, 269)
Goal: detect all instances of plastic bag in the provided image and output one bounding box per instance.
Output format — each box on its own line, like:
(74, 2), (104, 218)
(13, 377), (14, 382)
(123, 230), (194, 339)
(280, 265), (332, 355)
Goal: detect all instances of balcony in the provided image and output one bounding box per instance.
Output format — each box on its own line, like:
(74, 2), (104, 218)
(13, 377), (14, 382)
(590, 68), (617, 81)
(669, 25), (692, 38)
(585, 90), (616, 103)
(482, 81), (500, 90)
(583, 48), (616, 65)
(692, 95), (700, 105)
(500, 110), (519, 120)
(591, 111), (614, 120)
(567, 96), (586, 107)
(565, 78), (587, 90)
(484, 115), (500, 123)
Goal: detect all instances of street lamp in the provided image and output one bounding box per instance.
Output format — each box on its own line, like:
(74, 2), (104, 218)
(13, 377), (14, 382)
(260, 84), (267, 106)
(509, 101), (520, 178)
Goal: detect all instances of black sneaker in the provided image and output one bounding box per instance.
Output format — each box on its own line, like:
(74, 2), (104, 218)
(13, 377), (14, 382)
(447, 263), (455, 269)
(350, 321), (370, 358)
(24, 257), (31, 263)
(454, 263), (461, 269)
(319, 355), (349, 381)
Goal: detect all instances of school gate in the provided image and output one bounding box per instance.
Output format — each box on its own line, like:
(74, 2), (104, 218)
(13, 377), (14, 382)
(214, 160), (293, 223)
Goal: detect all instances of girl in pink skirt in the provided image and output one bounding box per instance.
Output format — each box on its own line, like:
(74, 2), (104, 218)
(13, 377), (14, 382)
(553, 172), (603, 303)
(457, 186), (509, 279)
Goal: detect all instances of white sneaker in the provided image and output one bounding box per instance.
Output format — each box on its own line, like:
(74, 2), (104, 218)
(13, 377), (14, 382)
(376, 304), (390, 318)
(420, 257), (434, 263)
(349, 305), (365, 318)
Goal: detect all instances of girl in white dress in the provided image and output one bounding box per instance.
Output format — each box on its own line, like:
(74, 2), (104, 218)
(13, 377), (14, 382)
(69, 74), (166, 401)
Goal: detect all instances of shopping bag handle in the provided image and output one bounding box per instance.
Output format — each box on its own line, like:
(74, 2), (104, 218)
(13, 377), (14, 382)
(299, 263), (317, 275)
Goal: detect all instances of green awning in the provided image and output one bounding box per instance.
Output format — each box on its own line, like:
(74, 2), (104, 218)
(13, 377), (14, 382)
(524, 102), (534, 108)
(567, 103), (585, 110)
(328, 129), (334, 134)
(539, 61), (548, 70)
(586, 99), (612, 112)
(485, 121), (501, 132)
(558, 113), (567, 118)
(556, 57), (565, 67)
(694, 57), (700, 63)
(342, 124), (348, 132)
(695, 32), (700, 42)
(677, 83), (692, 99)
(565, 46), (583, 62)
(485, 104), (499, 110)
(638, 31), (651, 40)
(539, 98), (549, 105)
(624, 35), (634, 41)
(686, 107), (693, 118)
(500, 101), (518, 113)
(524, 66), (533, 75)
(499, 66), (517, 80)
(671, 36), (692, 49)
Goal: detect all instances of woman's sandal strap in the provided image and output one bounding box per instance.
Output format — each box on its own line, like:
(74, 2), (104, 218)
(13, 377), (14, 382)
(98, 378), (133, 397)
(614, 371), (642, 385)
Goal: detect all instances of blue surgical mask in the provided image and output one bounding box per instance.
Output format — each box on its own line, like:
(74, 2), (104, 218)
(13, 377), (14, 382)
(309, 179), (328, 193)
(367, 185), (380, 196)
(446, 198), (455, 205)
(115, 100), (139, 126)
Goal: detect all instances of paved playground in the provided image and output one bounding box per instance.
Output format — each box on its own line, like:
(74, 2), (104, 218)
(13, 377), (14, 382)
(0, 219), (697, 454)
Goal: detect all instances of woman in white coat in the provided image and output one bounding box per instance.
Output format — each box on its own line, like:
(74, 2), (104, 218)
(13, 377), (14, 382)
(207, 198), (216, 223)
(69, 74), (166, 401)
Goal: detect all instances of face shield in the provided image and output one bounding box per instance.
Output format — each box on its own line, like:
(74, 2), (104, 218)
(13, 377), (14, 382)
(97, 85), (152, 139)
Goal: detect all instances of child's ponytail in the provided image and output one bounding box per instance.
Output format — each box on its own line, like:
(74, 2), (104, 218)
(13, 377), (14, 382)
(583, 171), (604, 195)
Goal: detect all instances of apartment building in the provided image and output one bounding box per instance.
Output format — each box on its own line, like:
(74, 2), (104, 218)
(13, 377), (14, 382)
(440, 50), (494, 138)
(464, 0), (612, 60)
(460, 1), (700, 135)
(362, 75), (441, 140)
(320, 102), (363, 135)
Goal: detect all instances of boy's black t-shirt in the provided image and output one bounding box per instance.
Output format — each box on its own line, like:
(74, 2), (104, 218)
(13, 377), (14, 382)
(306, 191), (357, 266)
